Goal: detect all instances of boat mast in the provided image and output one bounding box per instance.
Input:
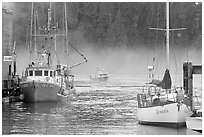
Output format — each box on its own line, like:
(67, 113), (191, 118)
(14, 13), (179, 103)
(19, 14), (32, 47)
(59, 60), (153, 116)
(64, 3), (69, 68)
(64, 2), (70, 87)
(53, 2), (57, 52)
(29, 2), (34, 64)
(150, 2), (186, 70)
(34, 11), (37, 60)
(63, 3), (88, 72)
(47, 4), (53, 67)
(47, 9), (51, 34)
(166, 2), (170, 70)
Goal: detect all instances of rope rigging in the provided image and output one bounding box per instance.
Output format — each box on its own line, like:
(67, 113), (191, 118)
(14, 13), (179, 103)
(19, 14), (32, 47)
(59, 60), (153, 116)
(68, 42), (88, 69)
(28, 2), (88, 70)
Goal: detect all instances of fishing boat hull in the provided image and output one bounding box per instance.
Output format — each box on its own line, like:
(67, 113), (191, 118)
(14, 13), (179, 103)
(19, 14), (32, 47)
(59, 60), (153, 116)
(186, 117), (202, 133)
(90, 76), (108, 82)
(20, 80), (61, 102)
(137, 103), (192, 128)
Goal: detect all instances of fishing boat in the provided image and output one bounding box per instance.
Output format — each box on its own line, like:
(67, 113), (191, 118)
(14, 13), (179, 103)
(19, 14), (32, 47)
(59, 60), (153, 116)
(136, 2), (192, 128)
(20, 3), (87, 102)
(90, 68), (109, 82)
(20, 47), (62, 102)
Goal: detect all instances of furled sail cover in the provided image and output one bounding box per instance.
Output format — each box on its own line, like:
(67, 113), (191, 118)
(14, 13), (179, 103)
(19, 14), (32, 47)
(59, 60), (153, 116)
(149, 69), (172, 89)
(161, 69), (172, 89)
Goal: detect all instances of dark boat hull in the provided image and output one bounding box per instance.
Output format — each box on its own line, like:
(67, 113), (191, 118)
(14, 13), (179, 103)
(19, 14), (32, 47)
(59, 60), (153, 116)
(20, 81), (61, 102)
(138, 120), (186, 128)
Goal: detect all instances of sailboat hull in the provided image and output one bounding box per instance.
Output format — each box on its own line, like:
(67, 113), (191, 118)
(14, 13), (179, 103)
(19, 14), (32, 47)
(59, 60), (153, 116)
(20, 81), (61, 102)
(137, 103), (192, 128)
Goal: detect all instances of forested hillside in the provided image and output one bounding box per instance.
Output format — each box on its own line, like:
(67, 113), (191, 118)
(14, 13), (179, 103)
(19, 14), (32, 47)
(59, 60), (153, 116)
(12, 2), (202, 49)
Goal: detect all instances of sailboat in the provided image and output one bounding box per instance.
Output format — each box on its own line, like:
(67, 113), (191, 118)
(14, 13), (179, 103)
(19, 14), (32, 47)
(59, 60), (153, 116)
(20, 3), (87, 102)
(136, 2), (192, 128)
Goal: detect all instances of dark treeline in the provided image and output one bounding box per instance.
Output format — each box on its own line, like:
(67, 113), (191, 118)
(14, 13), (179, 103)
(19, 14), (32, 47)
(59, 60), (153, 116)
(12, 2), (202, 50)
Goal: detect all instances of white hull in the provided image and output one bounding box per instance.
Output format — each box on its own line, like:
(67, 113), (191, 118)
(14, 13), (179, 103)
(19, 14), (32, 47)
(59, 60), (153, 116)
(137, 103), (192, 128)
(186, 117), (202, 133)
(20, 80), (61, 102)
(90, 76), (108, 82)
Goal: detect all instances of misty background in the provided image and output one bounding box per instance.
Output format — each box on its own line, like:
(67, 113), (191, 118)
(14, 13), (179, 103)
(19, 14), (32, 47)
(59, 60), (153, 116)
(2, 2), (202, 85)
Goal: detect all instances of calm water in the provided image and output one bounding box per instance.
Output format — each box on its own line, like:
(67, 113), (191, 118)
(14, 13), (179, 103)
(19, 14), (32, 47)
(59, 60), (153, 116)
(2, 78), (202, 135)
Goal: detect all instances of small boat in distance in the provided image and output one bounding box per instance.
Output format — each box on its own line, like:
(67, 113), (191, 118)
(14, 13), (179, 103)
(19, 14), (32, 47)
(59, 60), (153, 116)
(90, 68), (108, 82)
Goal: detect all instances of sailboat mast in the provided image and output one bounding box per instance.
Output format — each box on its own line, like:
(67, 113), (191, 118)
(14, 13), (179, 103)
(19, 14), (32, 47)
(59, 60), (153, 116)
(166, 2), (170, 70)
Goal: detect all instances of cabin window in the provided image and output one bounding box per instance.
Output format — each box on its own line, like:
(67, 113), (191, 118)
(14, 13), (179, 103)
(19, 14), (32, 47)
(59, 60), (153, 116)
(50, 71), (53, 77)
(44, 70), (49, 76)
(35, 70), (42, 76)
(29, 70), (33, 76)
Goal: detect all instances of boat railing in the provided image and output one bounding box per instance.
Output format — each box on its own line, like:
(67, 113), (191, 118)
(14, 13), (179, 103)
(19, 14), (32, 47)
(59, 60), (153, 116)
(138, 85), (186, 108)
(22, 76), (57, 83)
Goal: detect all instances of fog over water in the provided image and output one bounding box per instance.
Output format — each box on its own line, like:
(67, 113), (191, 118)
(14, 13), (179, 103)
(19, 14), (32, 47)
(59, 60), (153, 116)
(16, 42), (202, 85)
(3, 2), (202, 84)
